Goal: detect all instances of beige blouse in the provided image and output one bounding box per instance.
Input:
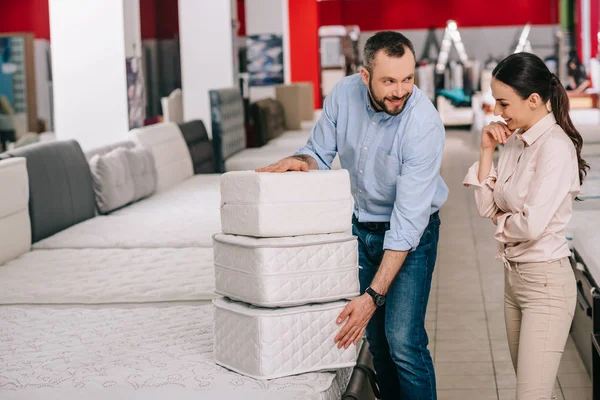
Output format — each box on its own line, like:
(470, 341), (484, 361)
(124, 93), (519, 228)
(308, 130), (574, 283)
(463, 113), (580, 266)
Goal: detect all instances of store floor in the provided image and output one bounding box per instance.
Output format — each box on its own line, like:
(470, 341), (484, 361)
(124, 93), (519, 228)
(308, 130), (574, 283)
(430, 130), (592, 400)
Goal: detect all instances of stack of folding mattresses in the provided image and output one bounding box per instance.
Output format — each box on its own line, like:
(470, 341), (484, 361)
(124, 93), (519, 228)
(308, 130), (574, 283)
(212, 170), (361, 379)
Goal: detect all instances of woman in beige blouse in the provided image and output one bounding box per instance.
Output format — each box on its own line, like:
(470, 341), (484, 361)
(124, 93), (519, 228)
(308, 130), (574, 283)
(464, 52), (589, 399)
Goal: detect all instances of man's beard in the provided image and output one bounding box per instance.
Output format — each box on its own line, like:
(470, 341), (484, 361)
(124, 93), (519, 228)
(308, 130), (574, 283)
(368, 78), (410, 116)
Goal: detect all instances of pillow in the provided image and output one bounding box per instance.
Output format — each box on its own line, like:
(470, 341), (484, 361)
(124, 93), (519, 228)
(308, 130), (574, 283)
(124, 147), (157, 201)
(0, 140), (96, 243)
(89, 148), (135, 214)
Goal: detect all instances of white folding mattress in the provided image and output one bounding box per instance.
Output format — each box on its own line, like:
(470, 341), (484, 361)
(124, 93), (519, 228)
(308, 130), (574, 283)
(0, 304), (352, 400)
(0, 248), (215, 304)
(213, 233), (359, 307)
(214, 297), (358, 380)
(220, 170), (353, 237)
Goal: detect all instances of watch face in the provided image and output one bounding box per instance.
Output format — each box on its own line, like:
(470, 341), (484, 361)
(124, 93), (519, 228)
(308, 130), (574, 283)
(376, 296), (385, 307)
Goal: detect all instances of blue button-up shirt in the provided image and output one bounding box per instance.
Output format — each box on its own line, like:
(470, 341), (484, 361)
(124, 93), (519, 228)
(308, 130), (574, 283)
(296, 74), (448, 251)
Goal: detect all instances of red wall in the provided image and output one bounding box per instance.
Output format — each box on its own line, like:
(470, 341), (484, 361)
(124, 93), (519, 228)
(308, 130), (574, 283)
(237, 0), (246, 36)
(0, 0), (179, 41)
(140, 0), (157, 40)
(140, 0), (179, 40)
(288, 0), (321, 108)
(318, 0), (558, 29)
(0, 0), (50, 39)
(155, 0), (179, 39)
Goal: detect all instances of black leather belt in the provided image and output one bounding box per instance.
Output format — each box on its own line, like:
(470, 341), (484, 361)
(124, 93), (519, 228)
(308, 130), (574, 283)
(353, 211), (439, 232)
(359, 221), (390, 232)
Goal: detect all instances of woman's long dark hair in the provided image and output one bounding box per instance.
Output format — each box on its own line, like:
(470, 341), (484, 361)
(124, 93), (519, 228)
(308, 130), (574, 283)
(492, 52), (589, 186)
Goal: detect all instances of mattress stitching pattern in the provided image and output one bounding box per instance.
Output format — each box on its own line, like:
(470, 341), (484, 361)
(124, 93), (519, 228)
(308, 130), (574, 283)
(0, 305), (348, 398)
(214, 300), (357, 380)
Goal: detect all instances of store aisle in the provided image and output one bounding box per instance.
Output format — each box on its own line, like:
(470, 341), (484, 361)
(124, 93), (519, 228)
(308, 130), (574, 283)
(429, 130), (592, 400)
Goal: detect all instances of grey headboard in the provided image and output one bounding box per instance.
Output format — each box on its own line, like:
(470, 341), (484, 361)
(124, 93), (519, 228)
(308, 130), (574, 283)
(209, 88), (246, 173)
(0, 140), (96, 243)
(177, 120), (215, 174)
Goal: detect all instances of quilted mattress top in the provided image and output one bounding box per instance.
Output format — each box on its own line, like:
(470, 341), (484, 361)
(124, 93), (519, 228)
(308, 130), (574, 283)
(0, 248), (215, 305)
(0, 304), (350, 400)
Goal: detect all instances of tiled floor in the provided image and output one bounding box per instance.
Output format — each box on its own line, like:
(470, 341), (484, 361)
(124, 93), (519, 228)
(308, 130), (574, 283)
(431, 130), (592, 400)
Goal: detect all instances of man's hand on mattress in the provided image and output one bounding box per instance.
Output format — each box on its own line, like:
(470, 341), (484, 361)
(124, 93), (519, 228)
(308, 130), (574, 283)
(334, 294), (376, 349)
(255, 155), (316, 173)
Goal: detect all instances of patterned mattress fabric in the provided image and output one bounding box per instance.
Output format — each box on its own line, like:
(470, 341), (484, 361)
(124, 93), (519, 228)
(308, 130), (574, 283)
(213, 298), (359, 380)
(0, 304), (352, 400)
(213, 232), (359, 307)
(0, 248), (215, 304)
(220, 170), (353, 237)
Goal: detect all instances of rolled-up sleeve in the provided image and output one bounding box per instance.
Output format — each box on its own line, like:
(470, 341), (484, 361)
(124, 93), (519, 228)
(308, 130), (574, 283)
(494, 142), (577, 243)
(295, 85), (338, 170)
(463, 162), (499, 219)
(383, 122), (444, 251)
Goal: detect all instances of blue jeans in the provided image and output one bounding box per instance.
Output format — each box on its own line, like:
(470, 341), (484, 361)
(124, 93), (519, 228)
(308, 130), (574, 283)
(352, 212), (440, 400)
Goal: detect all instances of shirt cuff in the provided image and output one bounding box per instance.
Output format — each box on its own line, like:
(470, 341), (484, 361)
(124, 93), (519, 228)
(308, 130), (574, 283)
(295, 147), (329, 170)
(383, 230), (415, 252)
(463, 161), (497, 188)
(494, 212), (512, 243)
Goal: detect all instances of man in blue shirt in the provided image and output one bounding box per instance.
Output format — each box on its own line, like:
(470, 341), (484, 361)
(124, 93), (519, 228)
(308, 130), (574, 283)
(257, 31), (447, 400)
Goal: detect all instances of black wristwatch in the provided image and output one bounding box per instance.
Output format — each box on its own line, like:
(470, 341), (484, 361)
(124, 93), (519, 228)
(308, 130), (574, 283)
(365, 287), (386, 307)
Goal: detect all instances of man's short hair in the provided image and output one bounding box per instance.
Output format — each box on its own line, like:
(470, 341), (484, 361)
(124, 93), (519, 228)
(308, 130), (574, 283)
(363, 31), (416, 72)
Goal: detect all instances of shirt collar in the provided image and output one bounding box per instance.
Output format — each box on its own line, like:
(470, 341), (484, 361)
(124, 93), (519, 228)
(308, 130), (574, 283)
(516, 112), (556, 146)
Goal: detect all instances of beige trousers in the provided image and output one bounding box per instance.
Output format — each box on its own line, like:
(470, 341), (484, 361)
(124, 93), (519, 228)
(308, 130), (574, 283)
(504, 257), (577, 400)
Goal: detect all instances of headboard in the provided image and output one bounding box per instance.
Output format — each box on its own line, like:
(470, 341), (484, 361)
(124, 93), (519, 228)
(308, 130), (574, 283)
(0, 158), (31, 264)
(0, 140), (96, 243)
(177, 120), (216, 174)
(209, 88), (246, 173)
(250, 98), (286, 147)
(129, 122), (194, 192)
(161, 88), (184, 124)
